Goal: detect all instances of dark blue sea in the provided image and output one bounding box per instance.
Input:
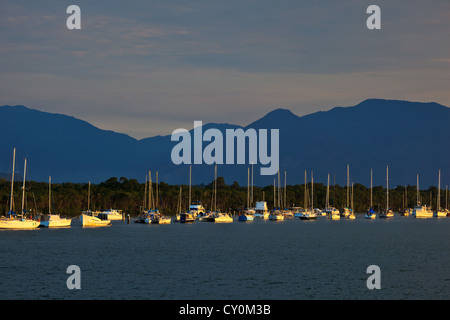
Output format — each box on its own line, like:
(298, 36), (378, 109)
(0, 215), (448, 300)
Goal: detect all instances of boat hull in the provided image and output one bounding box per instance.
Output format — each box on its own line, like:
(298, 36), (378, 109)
(0, 219), (40, 229)
(180, 213), (195, 223)
(214, 213), (233, 223)
(80, 214), (111, 227)
(40, 219), (72, 227)
(299, 216), (317, 220)
(238, 215), (254, 221)
(434, 211), (447, 217)
(269, 214), (284, 221)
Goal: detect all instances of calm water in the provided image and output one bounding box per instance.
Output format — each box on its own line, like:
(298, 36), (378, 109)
(0, 215), (448, 300)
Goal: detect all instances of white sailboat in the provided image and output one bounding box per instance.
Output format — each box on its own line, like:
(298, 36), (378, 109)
(379, 166), (394, 218)
(149, 171), (171, 224)
(299, 171), (317, 220)
(434, 169), (447, 217)
(239, 166), (255, 221)
(40, 176), (72, 227)
(322, 173), (340, 218)
(365, 168), (376, 219)
(211, 165), (233, 223)
(341, 164), (351, 218)
(348, 182), (356, 219)
(80, 181), (111, 227)
(412, 174), (433, 218)
(180, 166), (197, 223)
(269, 171), (284, 221)
(0, 150), (40, 229)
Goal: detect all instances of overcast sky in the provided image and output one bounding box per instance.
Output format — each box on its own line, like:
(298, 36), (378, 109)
(1, 1), (449, 139)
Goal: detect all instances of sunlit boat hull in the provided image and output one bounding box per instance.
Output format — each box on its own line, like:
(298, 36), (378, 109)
(0, 218), (40, 229)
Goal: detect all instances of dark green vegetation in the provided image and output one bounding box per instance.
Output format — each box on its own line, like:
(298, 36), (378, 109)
(1, 176), (445, 217)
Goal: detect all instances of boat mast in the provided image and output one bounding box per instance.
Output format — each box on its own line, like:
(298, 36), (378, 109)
(386, 166), (389, 211)
(304, 170), (308, 210)
(189, 165), (192, 207)
(9, 148), (16, 214)
(273, 178), (276, 209)
(326, 173), (330, 210)
(370, 168), (373, 208)
(88, 181), (91, 212)
(251, 162), (253, 207)
(156, 171), (159, 210)
(346, 164), (349, 208)
(21, 158), (27, 218)
(49, 176), (52, 214)
(277, 170), (281, 209)
(149, 171), (153, 210)
(437, 169), (441, 210)
(144, 174), (147, 211)
(416, 174), (419, 205)
(311, 171), (314, 211)
(247, 167), (250, 209)
(214, 164), (217, 212)
(284, 171), (287, 210)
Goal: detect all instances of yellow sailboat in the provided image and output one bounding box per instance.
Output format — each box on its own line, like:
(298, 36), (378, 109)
(80, 181), (111, 227)
(0, 150), (39, 229)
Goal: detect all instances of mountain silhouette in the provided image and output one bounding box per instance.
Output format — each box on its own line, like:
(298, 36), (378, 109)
(1, 99), (448, 188)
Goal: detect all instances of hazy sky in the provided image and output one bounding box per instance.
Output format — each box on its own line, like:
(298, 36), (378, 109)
(1, 0), (449, 138)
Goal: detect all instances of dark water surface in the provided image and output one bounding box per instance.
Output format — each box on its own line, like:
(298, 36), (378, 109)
(0, 215), (448, 300)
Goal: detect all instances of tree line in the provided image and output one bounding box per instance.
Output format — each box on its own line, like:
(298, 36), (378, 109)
(0, 176), (447, 217)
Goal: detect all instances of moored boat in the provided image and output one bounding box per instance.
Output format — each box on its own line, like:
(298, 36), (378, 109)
(212, 211), (233, 223)
(40, 214), (71, 228)
(0, 151), (39, 230)
(100, 209), (123, 221)
(80, 182), (111, 227)
(40, 176), (72, 228)
(254, 201), (269, 219)
(269, 210), (285, 221)
(80, 211), (111, 227)
(413, 174), (433, 218)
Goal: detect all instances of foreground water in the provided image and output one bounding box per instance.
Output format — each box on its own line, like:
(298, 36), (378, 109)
(0, 215), (448, 300)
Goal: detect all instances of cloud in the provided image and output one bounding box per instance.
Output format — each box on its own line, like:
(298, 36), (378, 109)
(0, 0), (449, 139)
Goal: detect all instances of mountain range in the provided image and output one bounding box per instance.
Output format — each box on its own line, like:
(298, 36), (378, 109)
(1, 99), (449, 188)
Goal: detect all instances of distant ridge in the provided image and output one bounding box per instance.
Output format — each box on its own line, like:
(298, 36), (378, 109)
(1, 99), (449, 188)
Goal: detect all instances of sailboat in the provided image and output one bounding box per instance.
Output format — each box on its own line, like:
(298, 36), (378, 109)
(379, 166), (394, 218)
(341, 164), (351, 218)
(0, 150), (40, 229)
(365, 168), (376, 219)
(180, 166), (197, 223)
(400, 185), (411, 216)
(269, 171), (284, 221)
(80, 181), (111, 227)
(239, 166), (255, 221)
(348, 182), (356, 219)
(144, 171), (161, 224)
(149, 171), (171, 224)
(434, 169), (447, 217)
(299, 171), (317, 220)
(210, 165), (233, 223)
(412, 174), (433, 218)
(40, 176), (72, 227)
(322, 174), (339, 218)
